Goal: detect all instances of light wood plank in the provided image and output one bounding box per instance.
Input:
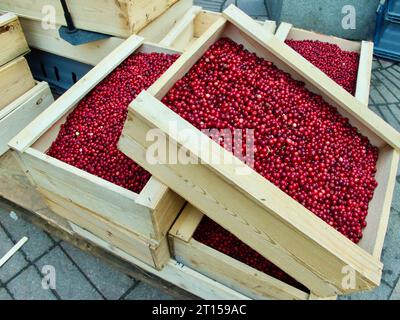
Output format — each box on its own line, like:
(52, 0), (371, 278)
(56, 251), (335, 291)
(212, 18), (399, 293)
(159, 6), (202, 47)
(17, 148), (158, 243)
(274, 22), (292, 41)
(172, 236), (310, 300)
(41, 187), (167, 269)
(355, 41), (374, 106)
(0, 0), (180, 37)
(137, 0), (193, 43)
(0, 57), (35, 110)
(0, 82), (54, 156)
(263, 20), (277, 34)
(19, 18), (124, 66)
(359, 146), (400, 259)
(169, 204), (203, 242)
(0, 13), (29, 66)
(193, 10), (221, 38)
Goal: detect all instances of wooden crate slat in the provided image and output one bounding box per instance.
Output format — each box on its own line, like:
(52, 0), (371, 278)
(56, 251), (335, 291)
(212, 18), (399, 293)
(70, 222), (251, 300)
(0, 12), (29, 67)
(0, 57), (35, 111)
(159, 6), (202, 48)
(0, 0), (181, 37)
(355, 41), (374, 106)
(169, 206), (310, 300)
(0, 82), (53, 155)
(358, 146), (400, 258)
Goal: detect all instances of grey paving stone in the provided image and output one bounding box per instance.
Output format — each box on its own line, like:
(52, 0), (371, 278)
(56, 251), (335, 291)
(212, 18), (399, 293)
(0, 207), (54, 261)
(390, 277), (400, 300)
(379, 210), (400, 288)
(373, 76), (398, 104)
(61, 241), (136, 300)
(0, 225), (29, 283)
(370, 86), (387, 104)
(237, 0), (268, 17)
(35, 246), (103, 300)
(7, 265), (56, 300)
(0, 288), (13, 300)
(340, 281), (393, 300)
(124, 282), (174, 300)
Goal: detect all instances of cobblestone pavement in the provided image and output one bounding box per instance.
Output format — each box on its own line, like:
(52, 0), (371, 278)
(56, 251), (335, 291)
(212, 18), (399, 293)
(0, 1), (399, 300)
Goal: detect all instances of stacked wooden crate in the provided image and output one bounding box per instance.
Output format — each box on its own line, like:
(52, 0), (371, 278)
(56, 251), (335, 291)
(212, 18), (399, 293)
(6, 5), (398, 300)
(0, 13), (54, 213)
(0, 0), (193, 66)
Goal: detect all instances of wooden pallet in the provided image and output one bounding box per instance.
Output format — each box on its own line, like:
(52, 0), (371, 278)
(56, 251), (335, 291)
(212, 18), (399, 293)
(13, 0), (193, 66)
(0, 12), (29, 67)
(118, 5), (400, 297)
(275, 22), (374, 106)
(8, 36), (186, 270)
(0, 0), (182, 37)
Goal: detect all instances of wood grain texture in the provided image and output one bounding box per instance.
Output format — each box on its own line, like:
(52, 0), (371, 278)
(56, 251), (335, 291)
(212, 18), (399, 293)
(0, 0), (180, 37)
(0, 13), (29, 67)
(0, 57), (35, 110)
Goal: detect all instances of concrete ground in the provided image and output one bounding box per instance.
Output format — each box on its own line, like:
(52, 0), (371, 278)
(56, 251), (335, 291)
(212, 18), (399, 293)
(1, 1), (400, 301)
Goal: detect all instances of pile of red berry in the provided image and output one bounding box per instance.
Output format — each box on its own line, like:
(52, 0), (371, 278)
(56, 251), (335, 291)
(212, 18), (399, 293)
(285, 39), (360, 95)
(163, 38), (378, 243)
(194, 216), (307, 291)
(47, 52), (179, 193)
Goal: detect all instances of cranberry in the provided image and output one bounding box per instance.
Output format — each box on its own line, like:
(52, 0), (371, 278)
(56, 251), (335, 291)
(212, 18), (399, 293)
(163, 38), (378, 244)
(194, 216), (307, 291)
(285, 39), (359, 95)
(47, 52), (179, 193)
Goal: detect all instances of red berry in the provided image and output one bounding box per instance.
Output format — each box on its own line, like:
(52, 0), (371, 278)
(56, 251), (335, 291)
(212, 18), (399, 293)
(285, 39), (359, 95)
(47, 52), (179, 193)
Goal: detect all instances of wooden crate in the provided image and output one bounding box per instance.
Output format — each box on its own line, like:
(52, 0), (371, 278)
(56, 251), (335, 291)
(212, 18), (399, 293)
(14, 0), (193, 66)
(275, 22), (373, 106)
(0, 56), (35, 110)
(169, 204), (340, 300)
(0, 0), (182, 37)
(8, 36), (185, 269)
(118, 5), (400, 297)
(159, 8), (276, 52)
(0, 82), (54, 219)
(0, 12), (29, 67)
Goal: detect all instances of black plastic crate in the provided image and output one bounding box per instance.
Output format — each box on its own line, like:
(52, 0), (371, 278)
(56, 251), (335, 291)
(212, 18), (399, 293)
(26, 48), (93, 95)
